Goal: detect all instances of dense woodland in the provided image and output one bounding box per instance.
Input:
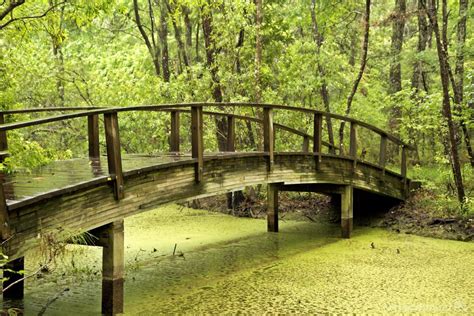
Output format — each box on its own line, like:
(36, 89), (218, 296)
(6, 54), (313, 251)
(0, 0), (473, 212)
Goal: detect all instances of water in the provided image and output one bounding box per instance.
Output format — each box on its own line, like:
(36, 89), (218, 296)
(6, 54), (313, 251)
(5, 205), (474, 314)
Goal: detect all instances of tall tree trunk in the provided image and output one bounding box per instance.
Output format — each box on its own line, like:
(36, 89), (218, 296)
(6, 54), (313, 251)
(411, 0), (429, 92)
(388, 0), (406, 135)
(425, 0), (466, 204)
(338, 0), (371, 151)
(310, 0), (335, 151)
(49, 0), (65, 107)
(255, 0), (263, 104)
(201, 3), (226, 151)
(183, 5), (193, 60)
(159, 0), (170, 82)
(453, 0), (474, 167)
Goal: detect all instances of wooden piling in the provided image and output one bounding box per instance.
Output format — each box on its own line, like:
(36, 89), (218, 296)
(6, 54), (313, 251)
(267, 183), (279, 232)
(100, 220), (124, 315)
(341, 185), (353, 238)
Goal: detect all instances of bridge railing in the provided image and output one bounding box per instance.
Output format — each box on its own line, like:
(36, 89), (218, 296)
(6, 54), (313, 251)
(0, 103), (414, 200)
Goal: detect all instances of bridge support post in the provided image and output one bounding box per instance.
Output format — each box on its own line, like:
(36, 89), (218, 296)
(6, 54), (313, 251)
(267, 183), (279, 232)
(341, 185), (353, 238)
(3, 257), (24, 300)
(99, 220), (124, 315)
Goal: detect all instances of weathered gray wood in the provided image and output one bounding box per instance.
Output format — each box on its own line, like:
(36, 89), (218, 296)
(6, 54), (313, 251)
(170, 111), (180, 152)
(349, 122), (357, 159)
(3, 257), (24, 299)
(341, 185), (353, 238)
(267, 183), (279, 232)
(0, 181), (11, 240)
(0, 113), (7, 154)
(191, 106), (204, 182)
(104, 112), (124, 200)
(227, 115), (235, 152)
(302, 136), (310, 153)
(313, 113), (323, 165)
(401, 145), (407, 191)
(99, 220), (124, 315)
(263, 107), (274, 168)
(88, 114), (100, 159)
(379, 134), (387, 172)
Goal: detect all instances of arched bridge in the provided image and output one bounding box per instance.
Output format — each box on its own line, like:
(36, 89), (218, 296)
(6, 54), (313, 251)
(0, 103), (413, 314)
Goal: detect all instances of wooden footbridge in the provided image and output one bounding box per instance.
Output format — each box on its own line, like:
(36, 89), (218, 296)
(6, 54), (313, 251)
(0, 103), (412, 314)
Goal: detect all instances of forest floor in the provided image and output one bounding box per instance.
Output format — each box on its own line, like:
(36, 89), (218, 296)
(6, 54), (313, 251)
(189, 189), (474, 242)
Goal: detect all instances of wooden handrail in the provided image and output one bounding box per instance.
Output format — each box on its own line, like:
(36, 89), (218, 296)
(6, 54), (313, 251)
(0, 103), (413, 149)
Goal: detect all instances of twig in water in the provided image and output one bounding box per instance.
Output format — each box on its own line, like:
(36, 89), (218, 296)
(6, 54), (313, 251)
(37, 288), (70, 315)
(173, 243), (177, 256)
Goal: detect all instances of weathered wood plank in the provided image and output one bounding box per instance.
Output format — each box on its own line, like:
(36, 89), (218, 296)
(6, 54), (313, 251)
(191, 106), (204, 182)
(379, 134), (387, 174)
(263, 107), (274, 168)
(88, 114), (100, 159)
(104, 112), (124, 200)
(170, 111), (180, 152)
(313, 113), (322, 168)
(227, 115), (235, 152)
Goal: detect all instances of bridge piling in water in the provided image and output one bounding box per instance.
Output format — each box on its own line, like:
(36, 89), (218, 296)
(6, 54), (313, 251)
(97, 220), (124, 315)
(267, 183), (279, 232)
(341, 185), (354, 238)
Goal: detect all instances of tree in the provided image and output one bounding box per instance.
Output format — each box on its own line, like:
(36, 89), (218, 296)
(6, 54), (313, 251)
(338, 0), (371, 150)
(425, 0), (466, 205)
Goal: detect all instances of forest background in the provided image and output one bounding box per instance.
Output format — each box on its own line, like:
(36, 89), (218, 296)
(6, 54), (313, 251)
(0, 0), (473, 214)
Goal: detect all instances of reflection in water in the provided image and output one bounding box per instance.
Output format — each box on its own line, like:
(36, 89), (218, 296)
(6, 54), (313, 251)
(5, 205), (474, 315)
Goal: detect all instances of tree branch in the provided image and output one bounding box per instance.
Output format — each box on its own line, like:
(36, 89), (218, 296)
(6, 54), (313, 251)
(0, 1), (66, 30)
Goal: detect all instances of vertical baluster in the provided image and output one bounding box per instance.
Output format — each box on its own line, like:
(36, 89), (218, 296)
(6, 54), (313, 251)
(313, 113), (322, 168)
(170, 111), (180, 153)
(191, 105), (204, 182)
(401, 145), (407, 193)
(0, 181), (10, 240)
(349, 122), (357, 169)
(263, 107), (274, 169)
(104, 112), (124, 200)
(88, 114), (100, 159)
(227, 115), (235, 152)
(0, 112), (8, 163)
(379, 134), (387, 175)
(302, 135), (310, 153)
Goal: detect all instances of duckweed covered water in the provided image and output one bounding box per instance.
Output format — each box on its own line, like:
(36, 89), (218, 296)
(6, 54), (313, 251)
(16, 205), (474, 314)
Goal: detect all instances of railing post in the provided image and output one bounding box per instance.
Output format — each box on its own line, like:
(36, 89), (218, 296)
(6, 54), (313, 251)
(401, 145), (407, 191)
(227, 115), (235, 152)
(313, 113), (322, 167)
(0, 112), (8, 163)
(191, 105), (204, 183)
(104, 112), (124, 200)
(170, 111), (180, 153)
(263, 107), (274, 169)
(0, 181), (10, 241)
(302, 135), (310, 153)
(379, 134), (387, 175)
(349, 122), (357, 169)
(88, 114), (100, 159)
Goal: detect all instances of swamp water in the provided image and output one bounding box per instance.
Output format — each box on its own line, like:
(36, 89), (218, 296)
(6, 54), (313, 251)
(8, 205), (474, 314)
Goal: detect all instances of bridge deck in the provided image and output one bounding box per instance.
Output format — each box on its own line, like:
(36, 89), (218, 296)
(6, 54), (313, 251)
(3, 153), (198, 202)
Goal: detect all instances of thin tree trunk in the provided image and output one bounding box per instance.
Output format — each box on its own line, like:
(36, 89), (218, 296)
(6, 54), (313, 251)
(49, 0), (65, 107)
(453, 0), (473, 167)
(310, 0), (335, 151)
(388, 0), (406, 135)
(133, 0), (161, 76)
(411, 0), (429, 93)
(183, 5), (193, 60)
(159, 0), (170, 82)
(165, 0), (189, 70)
(255, 0), (263, 104)
(425, 0), (466, 204)
(201, 3), (226, 151)
(338, 0), (371, 151)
